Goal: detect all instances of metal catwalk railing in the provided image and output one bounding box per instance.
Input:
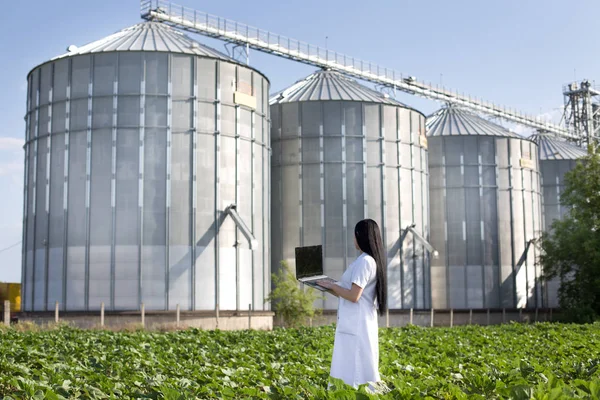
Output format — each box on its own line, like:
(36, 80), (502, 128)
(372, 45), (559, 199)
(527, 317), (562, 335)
(140, 0), (573, 138)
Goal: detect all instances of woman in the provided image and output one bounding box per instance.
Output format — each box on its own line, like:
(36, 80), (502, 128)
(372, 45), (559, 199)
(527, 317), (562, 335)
(317, 219), (388, 389)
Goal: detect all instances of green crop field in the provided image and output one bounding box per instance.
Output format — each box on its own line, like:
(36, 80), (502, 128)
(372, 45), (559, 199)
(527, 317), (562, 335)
(0, 323), (599, 399)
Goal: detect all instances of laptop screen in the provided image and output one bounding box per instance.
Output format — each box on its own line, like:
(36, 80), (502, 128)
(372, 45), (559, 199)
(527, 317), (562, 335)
(295, 245), (323, 279)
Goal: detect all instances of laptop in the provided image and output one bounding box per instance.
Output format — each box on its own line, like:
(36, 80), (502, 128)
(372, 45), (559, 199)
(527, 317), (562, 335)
(295, 245), (338, 292)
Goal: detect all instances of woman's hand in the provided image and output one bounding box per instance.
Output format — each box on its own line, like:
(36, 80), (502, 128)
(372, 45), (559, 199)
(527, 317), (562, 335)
(316, 280), (339, 297)
(321, 282), (364, 303)
(316, 280), (335, 289)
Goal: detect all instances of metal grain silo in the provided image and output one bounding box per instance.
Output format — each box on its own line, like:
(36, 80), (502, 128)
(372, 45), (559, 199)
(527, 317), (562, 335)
(270, 70), (430, 310)
(21, 22), (270, 312)
(427, 106), (543, 309)
(530, 134), (586, 307)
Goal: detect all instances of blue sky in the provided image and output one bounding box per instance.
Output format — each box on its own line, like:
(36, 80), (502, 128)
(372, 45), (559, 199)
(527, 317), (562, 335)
(1, 0), (599, 282)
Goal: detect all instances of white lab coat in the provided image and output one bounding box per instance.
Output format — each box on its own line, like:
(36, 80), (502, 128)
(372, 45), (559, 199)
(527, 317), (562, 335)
(330, 252), (380, 388)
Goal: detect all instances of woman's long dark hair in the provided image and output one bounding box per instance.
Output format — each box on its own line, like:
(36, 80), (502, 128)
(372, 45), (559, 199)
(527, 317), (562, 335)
(354, 219), (387, 315)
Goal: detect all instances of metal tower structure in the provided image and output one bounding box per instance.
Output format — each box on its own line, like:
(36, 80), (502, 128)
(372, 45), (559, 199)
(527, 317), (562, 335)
(562, 80), (600, 146)
(140, 0), (573, 138)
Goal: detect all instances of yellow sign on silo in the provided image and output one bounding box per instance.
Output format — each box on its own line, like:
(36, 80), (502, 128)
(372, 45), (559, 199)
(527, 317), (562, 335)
(520, 158), (534, 169)
(234, 91), (257, 110)
(0, 283), (21, 312)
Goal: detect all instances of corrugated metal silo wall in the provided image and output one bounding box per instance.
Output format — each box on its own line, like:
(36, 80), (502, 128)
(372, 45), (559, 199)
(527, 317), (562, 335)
(271, 102), (430, 309)
(22, 53), (270, 311)
(540, 159), (577, 308)
(429, 136), (543, 309)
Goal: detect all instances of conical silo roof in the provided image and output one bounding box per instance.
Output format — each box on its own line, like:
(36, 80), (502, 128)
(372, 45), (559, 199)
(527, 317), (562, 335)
(51, 22), (234, 61)
(427, 106), (522, 138)
(270, 69), (411, 107)
(529, 134), (587, 160)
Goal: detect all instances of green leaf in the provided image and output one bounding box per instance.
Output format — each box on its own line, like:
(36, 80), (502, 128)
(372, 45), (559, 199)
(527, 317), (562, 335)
(1, 321), (600, 398)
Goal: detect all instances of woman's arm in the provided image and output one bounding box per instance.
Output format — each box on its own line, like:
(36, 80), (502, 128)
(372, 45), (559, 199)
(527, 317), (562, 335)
(317, 281), (363, 303)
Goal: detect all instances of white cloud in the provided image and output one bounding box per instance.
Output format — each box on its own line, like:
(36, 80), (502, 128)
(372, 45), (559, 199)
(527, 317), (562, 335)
(503, 106), (565, 138)
(0, 137), (24, 150)
(0, 162), (23, 177)
(0, 222), (22, 230)
(0, 137), (25, 180)
(0, 143), (24, 282)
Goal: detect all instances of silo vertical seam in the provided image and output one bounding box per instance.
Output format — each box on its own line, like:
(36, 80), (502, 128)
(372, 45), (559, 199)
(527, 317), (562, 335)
(264, 92), (270, 311)
(421, 117), (430, 309)
(234, 68), (240, 312)
(298, 102), (303, 247)
(537, 154), (544, 307)
(530, 145), (536, 307)
(236, 112), (241, 309)
(542, 160), (552, 306)
(539, 160), (545, 233)
(529, 144), (538, 307)
(461, 140), (468, 309)
(319, 102), (325, 307)
(250, 72), (255, 310)
(262, 84), (267, 311)
(418, 115), (425, 307)
(531, 144), (540, 308)
(31, 69), (39, 311)
(416, 116), (422, 308)
(166, 55), (172, 311)
(191, 56), (198, 311)
(63, 59), (71, 311)
(419, 119), (425, 308)
(539, 160), (548, 307)
(341, 104), (348, 273)
(273, 102), (283, 311)
(493, 139), (502, 307)
(138, 55), (147, 310)
(519, 141), (529, 308)
(478, 144), (487, 308)
(44, 63), (54, 311)
(416, 114), (423, 308)
(410, 111), (416, 309)
(272, 121), (281, 289)
(110, 55), (118, 311)
(441, 138), (450, 308)
(397, 109), (403, 309)
(507, 139), (517, 308)
(84, 56), (93, 311)
(525, 142), (539, 307)
(426, 127), (431, 308)
(214, 61), (221, 312)
(361, 104), (368, 223)
(422, 137), (428, 308)
(263, 104), (273, 307)
(380, 105), (388, 277)
(538, 158), (556, 307)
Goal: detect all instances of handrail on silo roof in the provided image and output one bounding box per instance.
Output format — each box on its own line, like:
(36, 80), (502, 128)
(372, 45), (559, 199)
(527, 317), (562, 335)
(399, 224), (439, 259)
(140, 0), (574, 139)
(225, 205), (257, 250)
(515, 239), (538, 273)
